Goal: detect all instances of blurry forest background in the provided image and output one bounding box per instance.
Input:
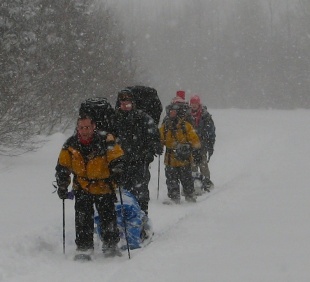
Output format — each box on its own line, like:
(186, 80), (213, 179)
(1, 0), (310, 154)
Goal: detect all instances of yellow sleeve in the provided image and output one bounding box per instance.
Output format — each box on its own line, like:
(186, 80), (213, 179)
(58, 149), (72, 169)
(106, 143), (124, 163)
(159, 124), (165, 144)
(185, 123), (201, 149)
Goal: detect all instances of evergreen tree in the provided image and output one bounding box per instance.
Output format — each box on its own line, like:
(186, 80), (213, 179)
(0, 0), (136, 154)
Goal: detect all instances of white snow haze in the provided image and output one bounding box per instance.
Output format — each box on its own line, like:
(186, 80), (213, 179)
(0, 109), (309, 282)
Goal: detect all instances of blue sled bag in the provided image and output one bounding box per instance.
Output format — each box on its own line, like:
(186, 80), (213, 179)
(115, 189), (146, 250)
(94, 188), (146, 250)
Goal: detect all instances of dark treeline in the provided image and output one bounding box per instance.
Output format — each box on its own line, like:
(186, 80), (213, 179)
(1, 0), (310, 154)
(0, 0), (136, 154)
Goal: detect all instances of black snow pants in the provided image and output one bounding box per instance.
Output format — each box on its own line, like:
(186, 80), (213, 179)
(74, 190), (119, 250)
(122, 159), (151, 215)
(165, 165), (195, 199)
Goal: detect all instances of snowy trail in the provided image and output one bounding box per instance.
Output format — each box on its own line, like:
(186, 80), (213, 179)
(1, 109), (310, 282)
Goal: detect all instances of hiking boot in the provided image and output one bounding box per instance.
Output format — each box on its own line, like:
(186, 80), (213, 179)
(74, 247), (94, 261)
(167, 191), (181, 204)
(76, 247), (94, 255)
(141, 216), (150, 240)
(185, 194), (197, 203)
(202, 178), (214, 192)
(163, 198), (180, 205)
(102, 243), (122, 257)
(171, 197), (181, 204)
(141, 229), (148, 240)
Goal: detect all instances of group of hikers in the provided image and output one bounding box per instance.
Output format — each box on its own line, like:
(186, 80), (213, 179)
(54, 87), (216, 259)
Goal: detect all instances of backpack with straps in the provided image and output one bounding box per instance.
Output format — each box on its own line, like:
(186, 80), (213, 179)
(79, 98), (115, 133)
(163, 119), (192, 161)
(126, 86), (163, 126)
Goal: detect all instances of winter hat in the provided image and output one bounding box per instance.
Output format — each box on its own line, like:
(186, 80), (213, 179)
(116, 88), (135, 110)
(190, 94), (201, 105)
(118, 88), (134, 101)
(172, 96), (186, 104)
(176, 90), (186, 100)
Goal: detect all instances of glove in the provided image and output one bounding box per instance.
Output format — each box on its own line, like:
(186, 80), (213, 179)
(111, 162), (124, 174)
(67, 190), (75, 200)
(110, 162), (125, 185)
(57, 187), (68, 200)
(145, 152), (155, 163)
(192, 149), (202, 165)
(155, 144), (164, 156)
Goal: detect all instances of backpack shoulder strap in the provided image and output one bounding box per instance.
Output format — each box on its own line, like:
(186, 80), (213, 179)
(181, 120), (189, 143)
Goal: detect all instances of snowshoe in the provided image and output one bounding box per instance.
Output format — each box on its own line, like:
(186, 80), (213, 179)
(74, 248), (93, 261)
(192, 171), (206, 195)
(74, 253), (92, 261)
(141, 216), (154, 243)
(202, 178), (214, 192)
(163, 197), (181, 205)
(102, 244), (122, 258)
(185, 194), (197, 203)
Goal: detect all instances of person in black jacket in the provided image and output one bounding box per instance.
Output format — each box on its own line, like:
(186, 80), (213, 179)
(189, 94), (216, 190)
(113, 88), (163, 216)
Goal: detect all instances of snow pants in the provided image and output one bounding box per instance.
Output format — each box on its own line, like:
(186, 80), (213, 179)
(165, 165), (195, 199)
(192, 148), (211, 179)
(122, 159), (151, 215)
(74, 190), (119, 250)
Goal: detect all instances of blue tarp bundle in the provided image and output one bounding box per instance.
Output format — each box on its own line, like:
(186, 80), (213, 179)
(94, 189), (146, 250)
(115, 189), (146, 250)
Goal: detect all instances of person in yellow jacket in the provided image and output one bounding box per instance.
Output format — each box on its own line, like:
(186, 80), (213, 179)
(159, 103), (201, 204)
(55, 115), (125, 257)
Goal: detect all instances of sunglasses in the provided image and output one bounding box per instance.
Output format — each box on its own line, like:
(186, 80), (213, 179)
(119, 94), (133, 101)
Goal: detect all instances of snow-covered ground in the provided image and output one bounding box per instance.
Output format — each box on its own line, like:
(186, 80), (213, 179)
(1, 109), (309, 282)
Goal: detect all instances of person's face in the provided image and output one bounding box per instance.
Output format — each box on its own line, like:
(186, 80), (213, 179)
(169, 109), (177, 118)
(77, 118), (95, 140)
(190, 103), (200, 111)
(120, 100), (133, 111)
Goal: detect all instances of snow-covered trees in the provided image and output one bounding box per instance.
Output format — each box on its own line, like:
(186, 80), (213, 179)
(0, 0), (136, 154)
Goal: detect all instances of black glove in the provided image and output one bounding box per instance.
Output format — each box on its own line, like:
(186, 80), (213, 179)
(110, 161), (125, 185)
(192, 149), (202, 165)
(111, 162), (124, 174)
(207, 148), (214, 161)
(145, 152), (155, 163)
(155, 144), (164, 156)
(57, 187), (68, 200)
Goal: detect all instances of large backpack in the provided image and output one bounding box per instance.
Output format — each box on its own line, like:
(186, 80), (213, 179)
(163, 102), (194, 125)
(126, 86), (163, 126)
(79, 98), (115, 133)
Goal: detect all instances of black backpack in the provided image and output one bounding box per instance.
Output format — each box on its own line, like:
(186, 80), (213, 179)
(126, 86), (163, 126)
(79, 98), (115, 133)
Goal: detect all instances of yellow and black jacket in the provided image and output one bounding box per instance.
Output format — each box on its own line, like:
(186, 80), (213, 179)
(55, 133), (124, 195)
(159, 118), (201, 167)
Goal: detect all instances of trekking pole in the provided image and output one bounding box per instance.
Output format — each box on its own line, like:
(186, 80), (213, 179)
(157, 155), (160, 199)
(62, 199), (65, 255)
(118, 187), (131, 259)
(52, 182), (66, 254)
